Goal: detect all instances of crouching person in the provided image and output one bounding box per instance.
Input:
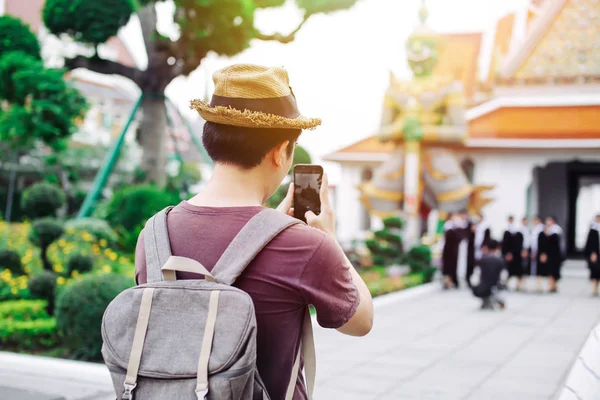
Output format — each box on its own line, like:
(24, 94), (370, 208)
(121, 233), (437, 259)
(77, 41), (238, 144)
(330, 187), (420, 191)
(472, 240), (506, 310)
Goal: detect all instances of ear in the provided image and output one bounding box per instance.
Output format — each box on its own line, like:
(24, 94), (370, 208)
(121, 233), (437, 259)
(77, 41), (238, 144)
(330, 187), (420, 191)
(270, 140), (290, 168)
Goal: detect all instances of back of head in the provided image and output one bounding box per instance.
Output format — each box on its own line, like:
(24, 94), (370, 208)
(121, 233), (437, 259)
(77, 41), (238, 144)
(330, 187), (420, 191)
(487, 239), (500, 253)
(202, 122), (301, 169)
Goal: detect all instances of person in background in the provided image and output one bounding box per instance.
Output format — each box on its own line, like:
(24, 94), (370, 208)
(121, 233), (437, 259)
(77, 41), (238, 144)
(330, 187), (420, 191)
(502, 216), (525, 290)
(471, 240), (505, 310)
(584, 214), (600, 297)
(530, 216), (545, 292)
(465, 213), (477, 288)
(442, 212), (466, 289)
(474, 213), (492, 260)
(538, 216), (565, 293)
(520, 217), (531, 290)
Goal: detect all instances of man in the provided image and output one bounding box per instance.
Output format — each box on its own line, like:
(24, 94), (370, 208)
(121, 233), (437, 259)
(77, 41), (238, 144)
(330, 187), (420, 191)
(134, 64), (374, 400)
(538, 216), (565, 293)
(502, 216), (525, 290)
(584, 214), (600, 296)
(520, 217), (531, 288)
(471, 240), (505, 310)
(530, 216), (545, 291)
(442, 212), (466, 289)
(463, 212), (477, 288)
(473, 213), (492, 259)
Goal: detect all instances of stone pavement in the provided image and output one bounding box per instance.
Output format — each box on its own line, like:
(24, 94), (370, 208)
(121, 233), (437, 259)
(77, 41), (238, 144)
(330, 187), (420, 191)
(1, 261), (598, 400)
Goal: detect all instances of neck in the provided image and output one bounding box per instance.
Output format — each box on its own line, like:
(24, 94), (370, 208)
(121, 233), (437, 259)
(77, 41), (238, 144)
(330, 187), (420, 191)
(188, 164), (270, 207)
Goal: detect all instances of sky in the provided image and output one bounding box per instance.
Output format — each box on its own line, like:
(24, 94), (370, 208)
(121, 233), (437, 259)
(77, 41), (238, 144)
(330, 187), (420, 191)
(121, 0), (528, 182)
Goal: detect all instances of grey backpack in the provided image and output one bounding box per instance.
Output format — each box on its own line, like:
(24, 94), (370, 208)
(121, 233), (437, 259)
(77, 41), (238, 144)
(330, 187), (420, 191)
(101, 207), (316, 400)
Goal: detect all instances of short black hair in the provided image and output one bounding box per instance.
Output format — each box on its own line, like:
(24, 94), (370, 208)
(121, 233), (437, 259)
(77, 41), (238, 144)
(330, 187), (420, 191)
(508, 215), (514, 221)
(488, 240), (500, 251)
(202, 122), (301, 169)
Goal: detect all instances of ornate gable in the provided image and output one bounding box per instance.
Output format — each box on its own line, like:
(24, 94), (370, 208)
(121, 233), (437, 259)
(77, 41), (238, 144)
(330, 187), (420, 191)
(516, 0), (600, 79)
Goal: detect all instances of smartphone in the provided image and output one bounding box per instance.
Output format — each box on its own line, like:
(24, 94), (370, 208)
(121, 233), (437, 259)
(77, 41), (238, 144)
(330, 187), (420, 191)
(293, 164), (323, 223)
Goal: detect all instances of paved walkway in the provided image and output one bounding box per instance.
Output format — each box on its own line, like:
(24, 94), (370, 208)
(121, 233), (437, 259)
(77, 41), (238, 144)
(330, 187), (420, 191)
(1, 262), (598, 400)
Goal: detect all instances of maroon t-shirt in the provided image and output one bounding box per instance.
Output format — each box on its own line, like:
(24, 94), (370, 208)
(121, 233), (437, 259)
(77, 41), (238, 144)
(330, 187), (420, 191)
(135, 202), (359, 400)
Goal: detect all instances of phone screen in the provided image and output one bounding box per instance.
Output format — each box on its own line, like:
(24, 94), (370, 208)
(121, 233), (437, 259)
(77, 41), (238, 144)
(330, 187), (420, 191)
(293, 165), (323, 223)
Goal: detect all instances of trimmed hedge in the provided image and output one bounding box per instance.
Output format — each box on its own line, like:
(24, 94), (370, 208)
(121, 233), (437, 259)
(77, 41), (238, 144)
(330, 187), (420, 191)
(28, 271), (57, 315)
(55, 273), (133, 360)
(0, 318), (57, 349)
(0, 249), (23, 275)
(21, 182), (66, 219)
(0, 300), (49, 321)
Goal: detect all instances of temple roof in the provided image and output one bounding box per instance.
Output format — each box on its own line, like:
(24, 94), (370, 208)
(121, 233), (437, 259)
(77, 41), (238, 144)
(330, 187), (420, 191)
(434, 33), (482, 98)
(501, 0), (600, 80)
(486, 13), (515, 84)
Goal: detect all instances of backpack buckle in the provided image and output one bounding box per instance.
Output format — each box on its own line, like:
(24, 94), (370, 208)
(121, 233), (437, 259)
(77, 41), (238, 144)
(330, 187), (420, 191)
(122, 382), (137, 400)
(195, 387), (208, 399)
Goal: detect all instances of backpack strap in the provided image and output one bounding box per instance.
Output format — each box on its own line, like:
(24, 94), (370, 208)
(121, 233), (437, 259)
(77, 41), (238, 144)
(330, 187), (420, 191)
(144, 206), (175, 283)
(210, 208), (316, 400)
(210, 208), (301, 285)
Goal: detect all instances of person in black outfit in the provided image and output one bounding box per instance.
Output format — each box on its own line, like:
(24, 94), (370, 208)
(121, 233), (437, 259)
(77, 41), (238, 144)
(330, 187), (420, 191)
(584, 214), (600, 297)
(502, 216), (525, 290)
(538, 216), (564, 293)
(465, 215), (477, 288)
(530, 216), (545, 292)
(472, 240), (505, 310)
(474, 213), (492, 259)
(521, 217), (531, 278)
(442, 213), (466, 289)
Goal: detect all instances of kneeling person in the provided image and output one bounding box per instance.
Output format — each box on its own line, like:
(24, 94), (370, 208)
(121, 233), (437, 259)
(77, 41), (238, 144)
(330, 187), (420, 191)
(472, 240), (505, 310)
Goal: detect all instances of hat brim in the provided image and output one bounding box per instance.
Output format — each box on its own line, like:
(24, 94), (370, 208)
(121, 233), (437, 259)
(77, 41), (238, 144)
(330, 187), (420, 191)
(190, 99), (322, 130)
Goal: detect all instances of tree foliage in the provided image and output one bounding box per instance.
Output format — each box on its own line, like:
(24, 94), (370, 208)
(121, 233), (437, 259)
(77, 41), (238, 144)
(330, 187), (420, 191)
(0, 17), (88, 152)
(44, 0), (135, 45)
(0, 16), (41, 60)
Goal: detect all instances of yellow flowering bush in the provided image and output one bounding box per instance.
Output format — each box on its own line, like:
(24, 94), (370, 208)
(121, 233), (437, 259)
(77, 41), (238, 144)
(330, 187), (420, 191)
(0, 219), (136, 353)
(0, 220), (135, 302)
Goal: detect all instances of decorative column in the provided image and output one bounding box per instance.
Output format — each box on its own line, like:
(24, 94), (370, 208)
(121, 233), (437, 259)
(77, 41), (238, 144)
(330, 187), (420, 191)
(402, 116), (424, 247)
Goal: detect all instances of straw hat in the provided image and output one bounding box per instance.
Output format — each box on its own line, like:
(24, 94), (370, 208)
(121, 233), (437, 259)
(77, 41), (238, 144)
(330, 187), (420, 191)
(190, 64), (321, 130)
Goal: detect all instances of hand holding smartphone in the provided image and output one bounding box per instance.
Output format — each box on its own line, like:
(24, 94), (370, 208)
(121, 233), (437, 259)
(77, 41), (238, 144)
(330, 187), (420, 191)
(293, 164), (323, 223)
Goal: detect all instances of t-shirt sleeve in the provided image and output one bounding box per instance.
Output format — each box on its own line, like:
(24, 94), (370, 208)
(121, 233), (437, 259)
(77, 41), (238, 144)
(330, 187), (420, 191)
(134, 230), (148, 285)
(298, 234), (360, 329)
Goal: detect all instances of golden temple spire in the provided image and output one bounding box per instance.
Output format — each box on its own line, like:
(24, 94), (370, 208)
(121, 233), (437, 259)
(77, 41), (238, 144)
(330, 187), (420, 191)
(419, 0), (428, 25)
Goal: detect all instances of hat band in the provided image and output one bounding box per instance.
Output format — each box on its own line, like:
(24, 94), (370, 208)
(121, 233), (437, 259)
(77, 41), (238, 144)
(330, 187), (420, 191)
(210, 94), (300, 119)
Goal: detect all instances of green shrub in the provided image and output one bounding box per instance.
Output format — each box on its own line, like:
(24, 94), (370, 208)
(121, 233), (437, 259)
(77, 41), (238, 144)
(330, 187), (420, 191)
(28, 271), (57, 315)
(65, 218), (118, 245)
(382, 216), (404, 229)
(102, 185), (179, 251)
(67, 253), (94, 275)
(405, 245), (432, 273)
(0, 249), (23, 275)
(55, 273), (133, 360)
(0, 300), (49, 321)
(0, 318), (57, 349)
(29, 218), (64, 271)
(21, 182), (66, 219)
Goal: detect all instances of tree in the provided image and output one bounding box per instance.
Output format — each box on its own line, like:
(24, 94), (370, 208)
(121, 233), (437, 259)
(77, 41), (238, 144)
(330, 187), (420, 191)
(0, 16), (87, 152)
(0, 16), (41, 60)
(0, 15), (87, 226)
(42, 0), (360, 186)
